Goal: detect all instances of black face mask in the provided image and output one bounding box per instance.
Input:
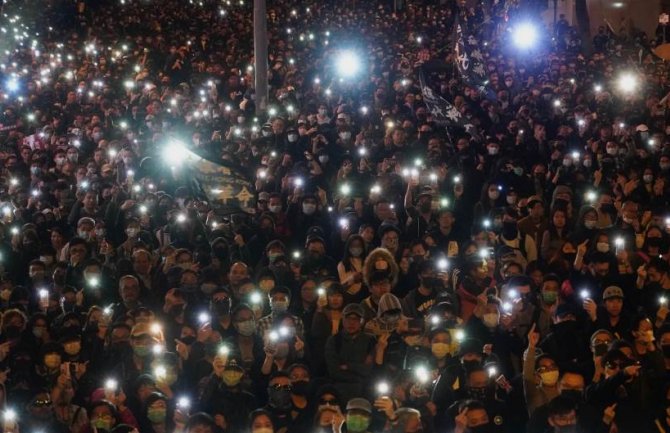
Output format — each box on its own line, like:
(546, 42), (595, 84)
(467, 386), (489, 401)
(291, 380), (309, 396)
(268, 387), (292, 410)
(469, 423), (494, 433)
(561, 389), (583, 403)
(594, 343), (609, 357)
(563, 253), (577, 264)
(419, 202), (432, 213)
(180, 335), (197, 346)
(662, 344), (670, 358)
(212, 299), (231, 316)
(502, 221), (518, 238)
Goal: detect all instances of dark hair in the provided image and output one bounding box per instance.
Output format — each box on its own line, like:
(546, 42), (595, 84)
(89, 400), (120, 425)
(68, 237), (89, 252)
(342, 234), (366, 272)
(457, 399), (487, 413)
(185, 412), (217, 430)
(648, 257), (670, 274)
(547, 395), (577, 417)
(249, 408), (274, 428)
(268, 370), (290, 383)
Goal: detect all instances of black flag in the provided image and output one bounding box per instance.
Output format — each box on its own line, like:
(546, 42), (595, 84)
(419, 71), (479, 138)
(187, 154), (256, 215)
(455, 22), (496, 100)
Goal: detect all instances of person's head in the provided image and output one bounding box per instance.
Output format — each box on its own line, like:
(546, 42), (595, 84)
(228, 262), (249, 288)
(321, 282), (342, 310)
(89, 400), (119, 432)
(133, 249), (152, 276)
(590, 329), (614, 357)
(601, 349), (630, 380)
(267, 372), (292, 410)
(534, 354), (559, 387)
(456, 400), (489, 430)
(342, 303), (365, 335)
(647, 258), (669, 284)
(269, 286), (291, 314)
(26, 390), (54, 421)
(547, 395), (578, 433)
(232, 304), (256, 336)
(185, 412), (217, 433)
(119, 275), (140, 305)
(429, 328), (453, 360)
(557, 369), (585, 400)
(395, 407), (422, 433)
(145, 392), (168, 425)
(380, 227), (400, 252)
(540, 274), (560, 305)
(288, 363), (310, 396)
(345, 398), (372, 433)
(602, 286), (624, 318)
(68, 238), (89, 265)
(250, 409), (274, 433)
(589, 252), (611, 277)
(631, 315), (654, 344)
(369, 271), (392, 301)
(130, 322), (156, 358)
(465, 366), (489, 400)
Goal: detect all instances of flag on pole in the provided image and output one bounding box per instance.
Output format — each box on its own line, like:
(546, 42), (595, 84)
(189, 157), (257, 215)
(419, 71), (479, 138)
(455, 22), (496, 101)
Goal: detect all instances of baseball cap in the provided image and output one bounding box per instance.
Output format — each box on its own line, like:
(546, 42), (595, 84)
(342, 303), (364, 318)
(603, 286), (624, 300)
(346, 398), (372, 414)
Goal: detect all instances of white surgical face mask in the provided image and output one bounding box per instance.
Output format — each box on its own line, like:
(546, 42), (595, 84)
(643, 174), (653, 183)
(302, 203), (316, 215)
(487, 147), (499, 155)
(596, 242), (610, 253)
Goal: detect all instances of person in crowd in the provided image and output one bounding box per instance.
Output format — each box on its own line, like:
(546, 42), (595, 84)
(0, 0), (669, 431)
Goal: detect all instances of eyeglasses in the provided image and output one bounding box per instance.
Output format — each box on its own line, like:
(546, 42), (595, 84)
(32, 399), (52, 408)
(536, 366), (557, 373)
(269, 384), (292, 391)
(320, 398), (337, 405)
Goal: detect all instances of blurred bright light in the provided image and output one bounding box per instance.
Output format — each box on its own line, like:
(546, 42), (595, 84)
(5, 77), (18, 92)
(512, 22), (539, 49)
(617, 73), (638, 93)
(335, 50), (361, 78)
(163, 139), (191, 167)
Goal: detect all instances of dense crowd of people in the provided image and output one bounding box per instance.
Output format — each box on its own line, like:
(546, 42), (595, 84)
(0, 0), (669, 432)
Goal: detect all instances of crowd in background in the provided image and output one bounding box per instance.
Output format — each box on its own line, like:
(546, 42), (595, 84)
(0, 0), (670, 432)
